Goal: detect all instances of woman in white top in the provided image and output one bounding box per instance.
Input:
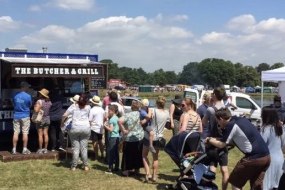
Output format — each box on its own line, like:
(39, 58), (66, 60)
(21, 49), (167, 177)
(89, 96), (105, 160)
(260, 106), (285, 190)
(142, 96), (169, 182)
(61, 94), (91, 171)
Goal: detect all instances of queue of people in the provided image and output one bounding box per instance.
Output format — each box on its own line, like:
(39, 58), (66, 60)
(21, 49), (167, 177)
(11, 82), (285, 189)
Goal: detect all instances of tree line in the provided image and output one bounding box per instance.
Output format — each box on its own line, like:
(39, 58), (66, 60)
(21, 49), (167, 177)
(100, 59), (284, 88)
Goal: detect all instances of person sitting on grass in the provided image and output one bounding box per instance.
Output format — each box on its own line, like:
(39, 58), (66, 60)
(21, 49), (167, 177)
(140, 98), (156, 154)
(104, 104), (120, 174)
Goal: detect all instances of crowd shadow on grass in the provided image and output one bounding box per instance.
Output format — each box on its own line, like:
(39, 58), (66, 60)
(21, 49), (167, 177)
(52, 159), (71, 169)
(158, 173), (177, 182)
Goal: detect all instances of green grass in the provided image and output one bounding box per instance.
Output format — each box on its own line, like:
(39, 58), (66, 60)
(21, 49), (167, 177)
(0, 130), (249, 190)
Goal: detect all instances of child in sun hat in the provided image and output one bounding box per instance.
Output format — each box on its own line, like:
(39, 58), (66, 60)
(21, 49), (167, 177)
(89, 96), (105, 160)
(140, 98), (156, 154)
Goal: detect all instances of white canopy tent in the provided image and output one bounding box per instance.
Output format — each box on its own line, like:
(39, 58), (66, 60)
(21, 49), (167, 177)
(261, 66), (285, 107)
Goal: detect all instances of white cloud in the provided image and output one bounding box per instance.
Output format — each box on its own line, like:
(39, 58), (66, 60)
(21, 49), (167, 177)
(17, 15), (193, 72)
(227, 14), (256, 33)
(14, 14), (285, 72)
(0, 16), (19, 32)
(48, 0), (95, 11)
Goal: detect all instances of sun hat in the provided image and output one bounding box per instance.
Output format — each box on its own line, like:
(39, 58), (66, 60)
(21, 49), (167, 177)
(141, 98), (149, 107)
(38, 88), (49, 98)
(20, 81), (31, 88)
(90, 96), (102, 106)
(70, 94), (80, 103)
(172, 95), (182, 105)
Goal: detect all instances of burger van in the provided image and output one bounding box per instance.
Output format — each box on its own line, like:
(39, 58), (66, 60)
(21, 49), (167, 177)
(183, 88), (261, 125)
(0, 51), (107, 149)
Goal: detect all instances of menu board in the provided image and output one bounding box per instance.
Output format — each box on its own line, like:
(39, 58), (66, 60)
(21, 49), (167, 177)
(90, 77), (107, 89)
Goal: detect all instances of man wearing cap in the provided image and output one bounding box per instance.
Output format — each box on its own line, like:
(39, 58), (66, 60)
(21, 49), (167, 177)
(89, 96), (105, 160)
(12, 81), (32, 154)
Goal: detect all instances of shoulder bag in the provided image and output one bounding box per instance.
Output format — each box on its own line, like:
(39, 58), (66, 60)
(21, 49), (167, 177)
(31, 100), (44, 123)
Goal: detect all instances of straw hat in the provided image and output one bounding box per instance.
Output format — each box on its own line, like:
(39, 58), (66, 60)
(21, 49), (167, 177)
(90, 96), (101, 106)
(70, 94), (80, 103)
(38, 88), (49, 98)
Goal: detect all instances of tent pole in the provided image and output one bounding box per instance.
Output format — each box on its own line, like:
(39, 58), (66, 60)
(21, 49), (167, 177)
(261, 81), (264, 108)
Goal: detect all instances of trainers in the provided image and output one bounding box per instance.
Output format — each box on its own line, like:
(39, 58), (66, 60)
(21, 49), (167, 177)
(149, 146), (156, 154)
(58, 147), (66, 151)
(11, 148), (17, 155)
(42, 149), (48, 154)
(105, 169), (113, 174)
(22, 149), (31, 155)
(36, 149), (43, 154)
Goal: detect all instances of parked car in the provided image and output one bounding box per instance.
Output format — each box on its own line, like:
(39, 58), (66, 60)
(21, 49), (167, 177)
(121, 96), (141, 113)
(245, 86), (255, 93)
(183, 88), (261, 125)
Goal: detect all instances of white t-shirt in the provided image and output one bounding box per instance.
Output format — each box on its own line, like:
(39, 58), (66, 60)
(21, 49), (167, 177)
(89, 106), (105, 134)
(66, 104), (91, 130)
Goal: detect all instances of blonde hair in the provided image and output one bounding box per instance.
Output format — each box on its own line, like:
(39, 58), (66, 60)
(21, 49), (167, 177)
(203, 92), (211, 103)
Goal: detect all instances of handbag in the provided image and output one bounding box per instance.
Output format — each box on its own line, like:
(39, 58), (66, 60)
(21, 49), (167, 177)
(164, 120), (171, 130)
(31, 100), (44, 123)
(158, 137), (166, 149)
(31, 109), (44, 123)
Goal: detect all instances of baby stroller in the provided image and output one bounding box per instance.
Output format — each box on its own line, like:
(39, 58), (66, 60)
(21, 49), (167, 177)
(164, 131), (220, 190)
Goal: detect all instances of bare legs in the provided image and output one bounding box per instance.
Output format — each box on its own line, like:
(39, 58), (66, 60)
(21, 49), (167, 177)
(37, 128), (49, 150)
(142, 145), (160, 181)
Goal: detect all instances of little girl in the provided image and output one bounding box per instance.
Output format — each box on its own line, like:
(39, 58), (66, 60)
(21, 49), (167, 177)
(104, 104), (120, 174)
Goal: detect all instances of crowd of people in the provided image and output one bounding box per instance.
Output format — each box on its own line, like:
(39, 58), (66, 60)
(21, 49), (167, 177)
(11, 81), (285, 189)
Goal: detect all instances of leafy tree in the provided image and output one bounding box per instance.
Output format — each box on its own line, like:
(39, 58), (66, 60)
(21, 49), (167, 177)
(255, 63), (270, 74)
(178, 62), (201, 85)
(197, 58), (235, 88)
(270, 62), (284, 70)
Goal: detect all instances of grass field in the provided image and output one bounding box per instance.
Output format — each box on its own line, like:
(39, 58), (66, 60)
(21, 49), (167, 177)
(0, 130), (249, 190)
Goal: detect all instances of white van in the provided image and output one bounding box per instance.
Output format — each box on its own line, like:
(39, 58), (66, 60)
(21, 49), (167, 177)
(183, 88), (261, 123)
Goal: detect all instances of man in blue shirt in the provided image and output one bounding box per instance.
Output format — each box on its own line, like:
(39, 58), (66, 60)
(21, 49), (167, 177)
(12, 81), (32, 154)
(206, 108), (270, 190)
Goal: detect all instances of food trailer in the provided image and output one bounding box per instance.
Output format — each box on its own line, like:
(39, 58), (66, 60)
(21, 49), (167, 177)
(0, 51), (107, 146)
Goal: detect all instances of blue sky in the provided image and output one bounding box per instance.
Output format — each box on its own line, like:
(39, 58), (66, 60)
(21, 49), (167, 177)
(1, 0), (285, 72)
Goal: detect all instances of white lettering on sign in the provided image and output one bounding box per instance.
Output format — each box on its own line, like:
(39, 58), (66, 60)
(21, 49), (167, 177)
(14, 67), (100, 76)
(0, 111), (14, 119)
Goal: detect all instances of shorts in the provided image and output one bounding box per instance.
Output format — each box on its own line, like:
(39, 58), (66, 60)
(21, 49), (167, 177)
(36, 118), (50, 129)
(229, 155), (270, 189)
(91, 131), (103, 141)
(144, 125), (154, 133)
(209, 148), (228, 167)
(143, 137), (159, 148)
(13, 117), (30, 134)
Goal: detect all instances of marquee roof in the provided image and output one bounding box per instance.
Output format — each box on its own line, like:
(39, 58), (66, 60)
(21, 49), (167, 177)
(261, 66), (285, 82)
